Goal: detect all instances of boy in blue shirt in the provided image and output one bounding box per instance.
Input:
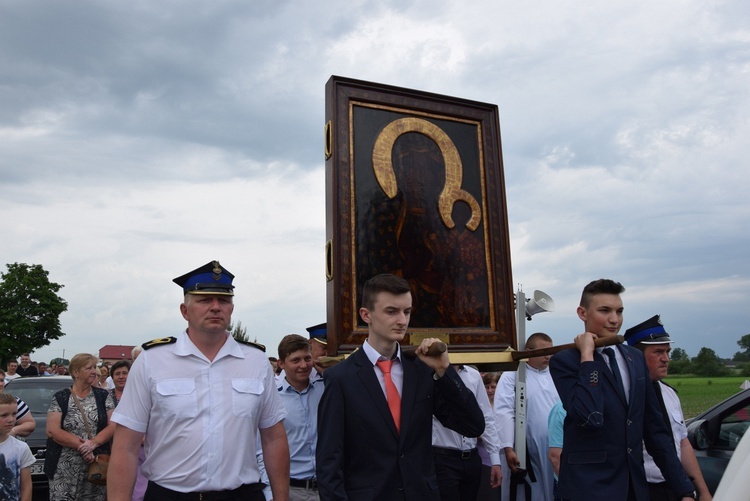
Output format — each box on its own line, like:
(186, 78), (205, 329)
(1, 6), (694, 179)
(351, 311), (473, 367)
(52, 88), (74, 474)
(0, 392), (35, 501)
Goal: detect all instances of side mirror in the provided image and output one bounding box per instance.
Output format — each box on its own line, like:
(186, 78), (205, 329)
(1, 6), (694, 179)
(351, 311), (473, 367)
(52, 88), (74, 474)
(687, 419), (710, 450)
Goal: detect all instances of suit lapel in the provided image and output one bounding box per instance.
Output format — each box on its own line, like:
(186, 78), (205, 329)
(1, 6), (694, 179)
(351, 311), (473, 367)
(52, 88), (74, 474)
(353, 349), (399, 438)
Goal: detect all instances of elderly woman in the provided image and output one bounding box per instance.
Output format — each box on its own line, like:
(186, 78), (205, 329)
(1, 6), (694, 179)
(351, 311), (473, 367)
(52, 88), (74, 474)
(45, 353), (115, 501)
(108, 360), (130, 406)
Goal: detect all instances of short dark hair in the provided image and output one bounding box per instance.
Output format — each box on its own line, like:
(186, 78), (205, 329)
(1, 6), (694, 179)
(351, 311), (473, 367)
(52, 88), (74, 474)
(580, 279), (625, 308)
(525, 332), (553, 350)
(277, 334), (310, 362)
(361, 274), (411, 310)
(110, 360), (131, 375)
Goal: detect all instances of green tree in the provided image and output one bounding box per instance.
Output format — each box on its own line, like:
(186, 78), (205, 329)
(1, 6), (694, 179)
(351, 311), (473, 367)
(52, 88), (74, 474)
(733, 334), (750, 362)
(667, 347), (691, 374)
(229, 320), (250, 343)
(0, 263), (68, 366)
(691, 347), (731, 377)
(671, 347), (689, 362)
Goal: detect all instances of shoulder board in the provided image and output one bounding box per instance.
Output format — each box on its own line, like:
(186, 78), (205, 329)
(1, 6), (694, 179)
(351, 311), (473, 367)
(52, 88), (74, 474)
(236, 339), (266, 352)
(661, 380), (678, 393)
(142, 337), (177, 350)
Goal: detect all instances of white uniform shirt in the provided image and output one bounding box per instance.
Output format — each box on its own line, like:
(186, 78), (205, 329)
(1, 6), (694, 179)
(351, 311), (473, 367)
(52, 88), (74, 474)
(643, 381), (687, 483)
(112, 331), (286, 492)
(494, 365), (559, 501)
(432, 365), (502, 465)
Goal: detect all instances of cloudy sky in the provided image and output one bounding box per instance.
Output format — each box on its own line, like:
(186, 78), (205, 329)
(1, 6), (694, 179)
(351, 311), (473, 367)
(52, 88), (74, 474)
(2, 0), (748, 364)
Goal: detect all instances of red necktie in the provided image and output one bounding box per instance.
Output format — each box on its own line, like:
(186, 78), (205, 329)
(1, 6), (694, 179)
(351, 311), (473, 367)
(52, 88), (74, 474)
(376, 359), (401, 433)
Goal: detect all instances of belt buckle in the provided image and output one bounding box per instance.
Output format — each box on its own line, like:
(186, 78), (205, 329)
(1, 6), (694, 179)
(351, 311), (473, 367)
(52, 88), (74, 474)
(461, 450), (472, 460)
(308, 478), (318, 490)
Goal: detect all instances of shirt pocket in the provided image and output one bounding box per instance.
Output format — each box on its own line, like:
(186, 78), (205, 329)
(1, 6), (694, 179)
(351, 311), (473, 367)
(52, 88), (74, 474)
(156, 379), (198, 418)
(668, 406), (685, 429)
(231, 378), (264, 418)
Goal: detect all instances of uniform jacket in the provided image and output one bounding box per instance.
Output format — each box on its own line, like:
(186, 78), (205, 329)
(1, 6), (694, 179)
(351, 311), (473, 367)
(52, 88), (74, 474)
(549, 344), (693, 501)
(316, 347), (485, 501)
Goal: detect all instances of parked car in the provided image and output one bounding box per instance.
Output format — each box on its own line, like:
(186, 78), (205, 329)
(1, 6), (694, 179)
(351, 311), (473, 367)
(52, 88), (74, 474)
(686, 387), (750, 495)
(4, 376), (73, 494)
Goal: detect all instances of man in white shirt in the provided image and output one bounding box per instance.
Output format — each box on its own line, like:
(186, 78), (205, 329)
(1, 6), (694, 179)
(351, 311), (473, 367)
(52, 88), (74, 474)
(494, 332), (559, 501)
(432, 364), (502, 500)
(4, 361), (20, 383)
(625, 315), (712, 501)
(109, 260), (290, 501)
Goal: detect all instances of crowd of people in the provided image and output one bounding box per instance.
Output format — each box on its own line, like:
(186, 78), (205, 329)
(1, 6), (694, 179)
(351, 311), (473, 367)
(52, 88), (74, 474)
(0, 263), (715, 501)
(2, 348), (142, 501)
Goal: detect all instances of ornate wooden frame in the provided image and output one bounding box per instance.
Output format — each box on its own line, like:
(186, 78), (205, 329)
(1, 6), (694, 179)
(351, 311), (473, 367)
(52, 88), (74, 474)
(325, 76), (516, 355)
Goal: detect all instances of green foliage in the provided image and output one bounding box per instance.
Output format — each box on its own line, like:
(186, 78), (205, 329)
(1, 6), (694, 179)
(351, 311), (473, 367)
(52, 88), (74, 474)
(668, 348), (692, 375)
(671, 347), (689, 361)
(50, 357), (70, 367)
(690, 347), (731, 377)
(734, 334), (750, 362)
(739, 362), (750, 378)
(0, 263), (67, 366)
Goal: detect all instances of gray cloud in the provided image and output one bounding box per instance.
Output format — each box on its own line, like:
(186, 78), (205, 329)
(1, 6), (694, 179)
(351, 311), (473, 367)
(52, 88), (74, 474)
(1, 0), (748, 362)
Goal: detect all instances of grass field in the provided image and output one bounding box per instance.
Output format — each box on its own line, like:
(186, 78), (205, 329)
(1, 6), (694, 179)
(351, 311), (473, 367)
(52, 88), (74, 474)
(663, 376), (749, 419)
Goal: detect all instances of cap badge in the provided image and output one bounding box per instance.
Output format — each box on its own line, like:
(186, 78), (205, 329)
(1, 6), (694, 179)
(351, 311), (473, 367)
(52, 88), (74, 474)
(212, 261), (222, 281)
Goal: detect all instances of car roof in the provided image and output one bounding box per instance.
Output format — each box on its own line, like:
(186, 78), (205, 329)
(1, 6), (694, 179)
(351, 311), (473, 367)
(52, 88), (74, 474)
(5, 375), (73, 384)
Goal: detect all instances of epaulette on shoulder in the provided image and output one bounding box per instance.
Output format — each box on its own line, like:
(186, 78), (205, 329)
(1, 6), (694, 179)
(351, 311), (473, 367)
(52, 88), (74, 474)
(142, 337), (177, 350)
(236, 339), (266, 352)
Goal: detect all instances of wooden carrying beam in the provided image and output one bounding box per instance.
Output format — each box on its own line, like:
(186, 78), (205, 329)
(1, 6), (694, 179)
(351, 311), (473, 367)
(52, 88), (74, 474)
(318, 336), (625, 371)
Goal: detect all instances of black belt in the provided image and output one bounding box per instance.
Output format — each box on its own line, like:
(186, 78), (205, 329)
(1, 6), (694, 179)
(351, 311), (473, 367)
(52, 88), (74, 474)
(290, 478), (318, 490)
(432, 446), (479, 459)
(146, 481), (265, 501)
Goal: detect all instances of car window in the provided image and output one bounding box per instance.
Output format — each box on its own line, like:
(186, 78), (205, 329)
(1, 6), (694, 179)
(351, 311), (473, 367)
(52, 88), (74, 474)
(5, 380), (71, 414)
(717, 404), (750, 450)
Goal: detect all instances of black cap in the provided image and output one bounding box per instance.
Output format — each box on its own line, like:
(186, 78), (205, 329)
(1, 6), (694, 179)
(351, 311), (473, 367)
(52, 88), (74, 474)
(173, 260), (235, 296)
(624, 315), (673, 345)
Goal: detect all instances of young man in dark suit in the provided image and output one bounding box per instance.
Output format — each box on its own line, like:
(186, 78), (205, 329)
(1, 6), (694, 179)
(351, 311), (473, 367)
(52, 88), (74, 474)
(549, 279), (696, 501)
(315, 274), (485, 501)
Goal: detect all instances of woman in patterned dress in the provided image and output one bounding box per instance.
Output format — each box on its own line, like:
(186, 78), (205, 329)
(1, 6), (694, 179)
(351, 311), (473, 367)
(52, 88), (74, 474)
(45, 353), (115, 501)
